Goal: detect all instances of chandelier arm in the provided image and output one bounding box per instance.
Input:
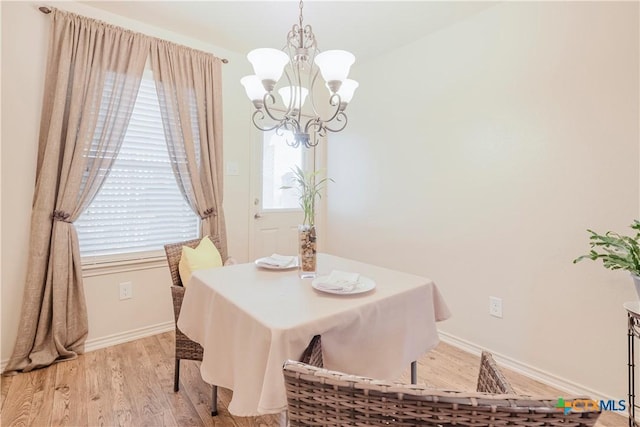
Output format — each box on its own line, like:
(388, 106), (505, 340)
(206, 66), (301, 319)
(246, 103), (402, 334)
(288, 140), (301, 149)
(323, 111), (349, 133)
(276, 122), (306, 149)
(262, 92), (288, 123)
(307, 68), (322, 118)
(310, 92), (343, 128)
(281, 117), (302, 134)
(293, 117), (323, 148)
(304, 117), (323, 135)
(280, 118), (303, 148)
(305, 122), (322, 147)
(286, 26), (298, 51)
(280, 66), (295, 116)
(251, 110), (284, 132)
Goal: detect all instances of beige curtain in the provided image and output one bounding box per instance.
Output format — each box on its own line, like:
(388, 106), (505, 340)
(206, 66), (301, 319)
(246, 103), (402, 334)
(150, 41), (227, 256)
(4, 10), (149, 374)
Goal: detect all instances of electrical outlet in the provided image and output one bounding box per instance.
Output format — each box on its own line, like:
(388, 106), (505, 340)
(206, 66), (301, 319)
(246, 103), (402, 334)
(489, 296), (503, 318)
(119, 281), (133, 300)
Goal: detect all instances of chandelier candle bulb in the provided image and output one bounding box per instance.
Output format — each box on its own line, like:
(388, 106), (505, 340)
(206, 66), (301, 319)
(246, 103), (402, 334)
(240, 0), (358, 149)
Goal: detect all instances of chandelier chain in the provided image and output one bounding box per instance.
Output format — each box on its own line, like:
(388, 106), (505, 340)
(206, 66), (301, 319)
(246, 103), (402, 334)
(298, 0), (305, 48)
(299, 0), (304, 30)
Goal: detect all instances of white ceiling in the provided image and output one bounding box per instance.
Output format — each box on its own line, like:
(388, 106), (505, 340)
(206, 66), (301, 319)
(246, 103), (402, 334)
(81, 1), (497, 62)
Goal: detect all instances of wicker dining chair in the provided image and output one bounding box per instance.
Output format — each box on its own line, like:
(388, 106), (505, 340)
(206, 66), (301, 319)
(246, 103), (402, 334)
(299, 334), (323, 368)
(476, 350), (515, 394)
(164, 235), (228, 416)
(282, 357), (601, 427)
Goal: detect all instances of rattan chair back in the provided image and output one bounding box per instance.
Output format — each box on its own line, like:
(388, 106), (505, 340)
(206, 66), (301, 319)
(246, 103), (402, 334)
(476, 350), (516, 394)
(300, 335), (323, 368)
(282, 360), (601, 427)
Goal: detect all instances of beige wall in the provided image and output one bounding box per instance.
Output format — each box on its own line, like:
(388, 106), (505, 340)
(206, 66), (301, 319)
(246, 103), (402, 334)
(326, 2), (638, 399)
(1, 1), (254, 363)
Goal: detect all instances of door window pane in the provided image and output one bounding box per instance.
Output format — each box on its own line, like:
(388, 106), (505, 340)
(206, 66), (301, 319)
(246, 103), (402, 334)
(262, 130), (303, 210)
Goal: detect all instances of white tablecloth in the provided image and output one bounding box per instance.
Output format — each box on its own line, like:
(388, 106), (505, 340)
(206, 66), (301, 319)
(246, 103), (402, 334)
(178, 253), (451, 416)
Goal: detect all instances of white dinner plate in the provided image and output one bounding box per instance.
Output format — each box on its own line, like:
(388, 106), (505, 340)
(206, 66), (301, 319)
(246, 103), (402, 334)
(254, 257), (299, 270)
(311, 275), (376, 295)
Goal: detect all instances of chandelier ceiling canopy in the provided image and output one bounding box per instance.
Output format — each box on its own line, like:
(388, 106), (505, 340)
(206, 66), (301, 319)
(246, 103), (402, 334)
(240, 0), (358, 148)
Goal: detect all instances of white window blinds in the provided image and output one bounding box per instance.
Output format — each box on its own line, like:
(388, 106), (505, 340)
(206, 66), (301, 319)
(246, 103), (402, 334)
(75, 77), (199, 260)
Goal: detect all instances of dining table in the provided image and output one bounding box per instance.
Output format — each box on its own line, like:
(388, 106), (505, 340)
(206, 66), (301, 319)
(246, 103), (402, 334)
(177, 252), (451, 417)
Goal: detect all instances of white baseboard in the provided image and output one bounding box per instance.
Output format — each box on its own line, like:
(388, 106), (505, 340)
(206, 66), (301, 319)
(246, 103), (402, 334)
(1, 321), (174, 372)
(84, 321), (175, 353)
(439, 331), (615, 402)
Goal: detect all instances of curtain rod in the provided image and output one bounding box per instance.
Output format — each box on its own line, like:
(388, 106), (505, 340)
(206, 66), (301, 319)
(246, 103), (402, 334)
(38, 6), (229, 64)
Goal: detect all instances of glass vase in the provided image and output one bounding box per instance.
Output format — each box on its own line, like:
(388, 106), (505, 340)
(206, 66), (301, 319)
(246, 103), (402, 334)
(298, 224), (317, 278)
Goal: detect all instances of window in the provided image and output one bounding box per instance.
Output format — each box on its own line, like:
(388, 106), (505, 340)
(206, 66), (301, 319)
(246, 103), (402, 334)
(261, 129), (306, 210)
(75, 77), (199, 261)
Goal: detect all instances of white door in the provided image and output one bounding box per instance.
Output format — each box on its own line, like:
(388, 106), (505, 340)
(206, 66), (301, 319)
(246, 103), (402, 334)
(249, 128), (316, 260)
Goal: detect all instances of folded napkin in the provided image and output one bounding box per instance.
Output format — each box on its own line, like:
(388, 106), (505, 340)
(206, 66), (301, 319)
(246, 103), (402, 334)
(315, 270), (360, 292)
(258, 253), (295, 267)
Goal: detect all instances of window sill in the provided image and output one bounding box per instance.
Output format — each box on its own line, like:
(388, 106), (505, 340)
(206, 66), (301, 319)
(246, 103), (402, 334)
(82, 255), (168, 278)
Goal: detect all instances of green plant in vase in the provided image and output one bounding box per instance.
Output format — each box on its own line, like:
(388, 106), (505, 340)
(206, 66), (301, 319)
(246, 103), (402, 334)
(282, 166), (333, 277)
(573, 220), (640, 296)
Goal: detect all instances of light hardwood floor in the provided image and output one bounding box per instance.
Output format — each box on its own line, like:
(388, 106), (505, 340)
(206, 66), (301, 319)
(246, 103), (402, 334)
(0, 332), (627, 427)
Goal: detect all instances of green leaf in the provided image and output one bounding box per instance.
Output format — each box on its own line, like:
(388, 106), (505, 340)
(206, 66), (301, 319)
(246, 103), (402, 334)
(279, 167), (333, 226)
(574, 220), (640, 276)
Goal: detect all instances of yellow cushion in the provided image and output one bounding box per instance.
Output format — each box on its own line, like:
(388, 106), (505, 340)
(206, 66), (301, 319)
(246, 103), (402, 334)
(178, 236), (223, 286)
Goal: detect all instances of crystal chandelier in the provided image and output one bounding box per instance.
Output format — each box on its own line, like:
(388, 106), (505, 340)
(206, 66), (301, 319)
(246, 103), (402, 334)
(240, 0), (358, 148)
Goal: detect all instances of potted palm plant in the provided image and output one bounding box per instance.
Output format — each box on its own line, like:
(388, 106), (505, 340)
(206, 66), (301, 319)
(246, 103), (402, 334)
(282, 166), (332, 278)
(574, 220), (640, 297)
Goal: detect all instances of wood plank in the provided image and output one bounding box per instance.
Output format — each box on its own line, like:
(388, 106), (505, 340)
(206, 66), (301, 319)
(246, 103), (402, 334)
(214, 385), (280, 427)
(86, 348), (116, 427)
(597, 412), (628, 427)
(154, 331), (175, 361)
(105, 345), (136, 426)
(130, 337), (179, 426)
(114, 340), (166, 427)
(0, 374), (13, 412)
(179, 359), (236, 426)
(0, 369), (36, 426)
(240, 412), (281, 427)
(142, 334), (203, 426)
(51, 356), (88, 426)
(27, 363), (55, 426)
